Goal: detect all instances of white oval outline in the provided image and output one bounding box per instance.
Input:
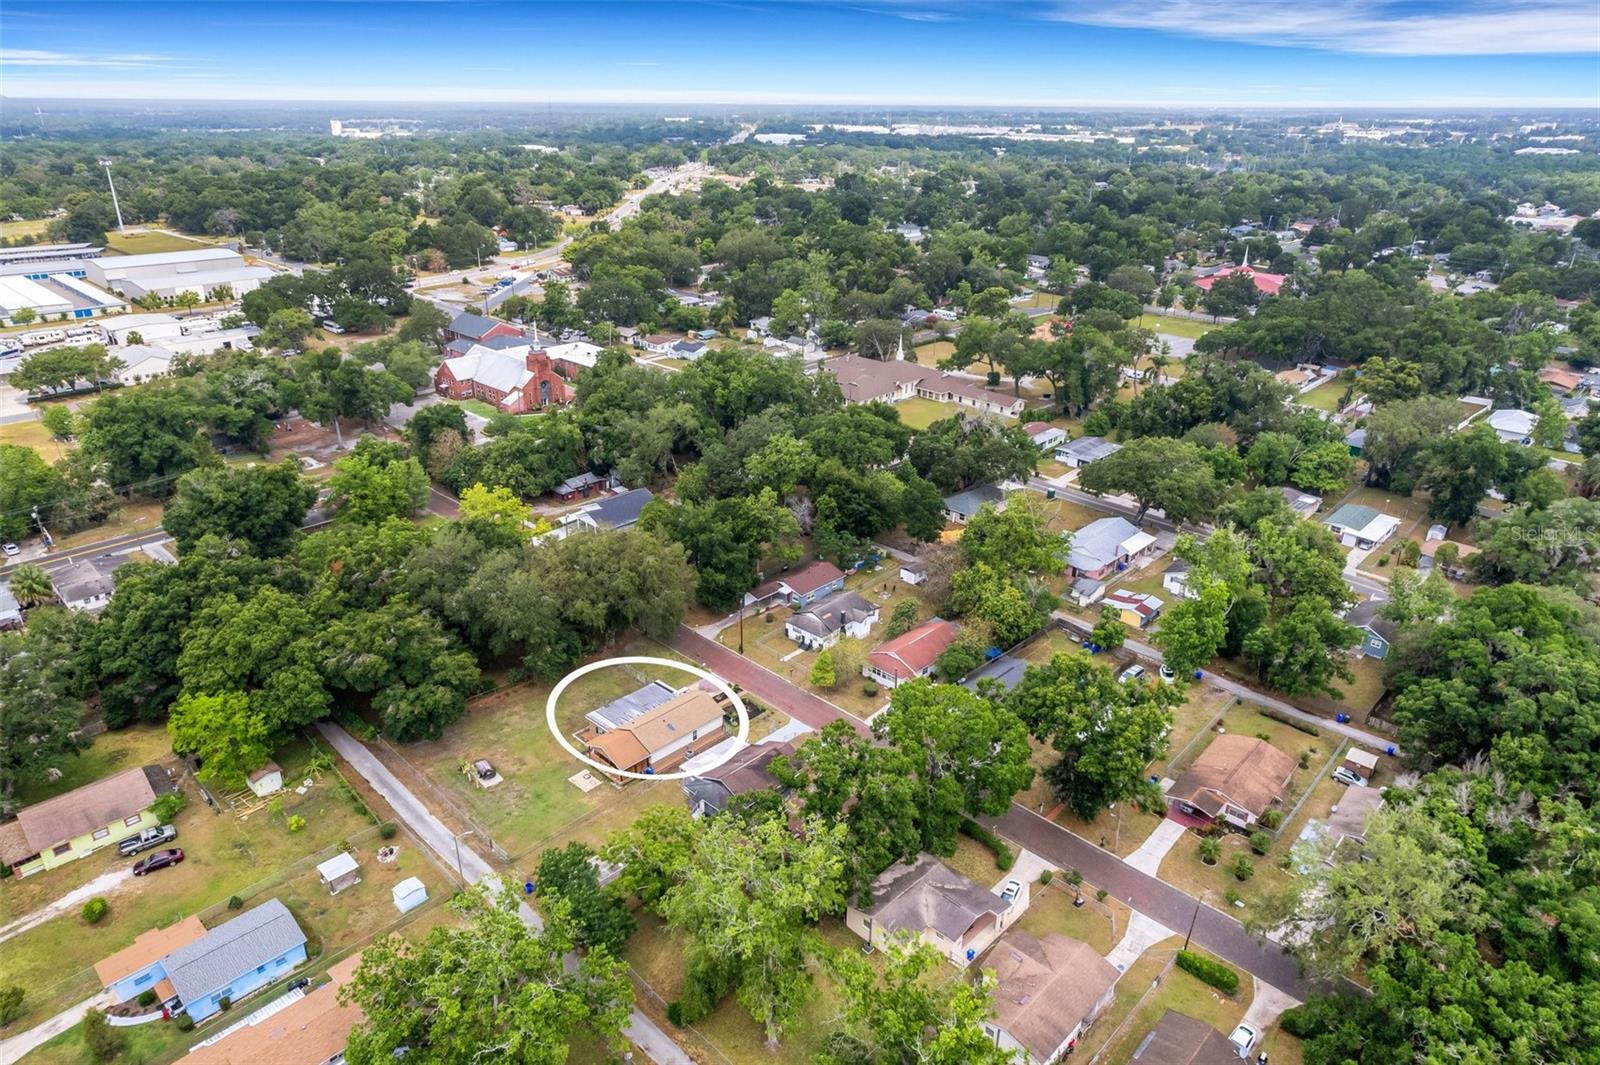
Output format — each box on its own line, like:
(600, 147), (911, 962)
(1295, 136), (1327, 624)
(545, 656), (750, 782)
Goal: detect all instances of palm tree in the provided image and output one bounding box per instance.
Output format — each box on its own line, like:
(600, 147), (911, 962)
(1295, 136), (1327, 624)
(1197, 836), (1222, 866)
(8, 563), (55, 608)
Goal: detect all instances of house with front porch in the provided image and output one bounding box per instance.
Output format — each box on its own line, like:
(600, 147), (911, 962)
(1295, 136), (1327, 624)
(1167, 734), (1296, 829)
(784, 590), (880, 650)
(1065, 517), (1157, 581)
(581, 682), (731, 777)
(864, 618), (961, 688)
(745, 560), (847, 610)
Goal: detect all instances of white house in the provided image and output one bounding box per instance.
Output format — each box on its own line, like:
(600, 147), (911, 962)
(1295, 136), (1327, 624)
(783, 590), (880, 650)
(1023, 422), (1067, 452)
(1486, 408), (1537, 445)
(1323, 503), (1402, 550)
(1054, 436), (1122, 469)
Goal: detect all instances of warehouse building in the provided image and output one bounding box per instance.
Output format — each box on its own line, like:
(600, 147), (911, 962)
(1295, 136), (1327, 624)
(86, 248), (273, 302)
(0, 272), (128, 326)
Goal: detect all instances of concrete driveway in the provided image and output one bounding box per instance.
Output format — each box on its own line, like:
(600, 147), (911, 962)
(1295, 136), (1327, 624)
(1125, 817), (1188, 876)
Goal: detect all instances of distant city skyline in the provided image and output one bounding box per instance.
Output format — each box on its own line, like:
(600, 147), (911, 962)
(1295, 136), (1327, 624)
(2, 0), (1597, 108)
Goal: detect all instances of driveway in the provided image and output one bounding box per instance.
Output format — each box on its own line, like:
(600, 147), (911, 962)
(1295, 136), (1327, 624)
(315, 723), (692, 1065)
(0, 990), (115, 1063)
(1124, 817), (1188, 876)
(1241, 977), (1302, 1032)
(0, 867), (134, 945)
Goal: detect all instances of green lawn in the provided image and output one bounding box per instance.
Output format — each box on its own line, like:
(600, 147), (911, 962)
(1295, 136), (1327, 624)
(12, 724), (174, 809)
(0, 219), (50, 241)
(1134, 314), (1216, 340)
(1297, 374), (1348, 412)
(895, 397), (962, 430)
(912, 339), (956, 363)
(103, 231), (216, 256)
(449, 398), (500, 418)
(1095, 941), (1253, 1064)
(1013, 878), (1126, 955)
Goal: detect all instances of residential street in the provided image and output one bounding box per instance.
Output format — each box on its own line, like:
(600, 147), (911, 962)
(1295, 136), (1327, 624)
(314, 723), (693, 1065)
(666, 630), (1365, 1004)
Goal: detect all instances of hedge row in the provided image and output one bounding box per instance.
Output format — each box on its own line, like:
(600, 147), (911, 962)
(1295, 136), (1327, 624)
(1260, 707), (1321, 737)
(1176, 950), (1240, 995)
(959, 819), (1015, 871)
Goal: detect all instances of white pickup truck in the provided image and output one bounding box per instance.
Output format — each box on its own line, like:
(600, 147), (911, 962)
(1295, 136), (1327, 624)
(118, 824), (177, 858)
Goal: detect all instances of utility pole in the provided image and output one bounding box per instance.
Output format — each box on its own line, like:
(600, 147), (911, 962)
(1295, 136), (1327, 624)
(100, 160), (126, 232)
(452, 829), (476, 885)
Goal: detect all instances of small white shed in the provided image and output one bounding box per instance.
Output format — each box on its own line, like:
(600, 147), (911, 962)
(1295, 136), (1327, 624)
(316, 851), (362, 895)
(246, 762), (284, 798)
(392, 876), (428, 914)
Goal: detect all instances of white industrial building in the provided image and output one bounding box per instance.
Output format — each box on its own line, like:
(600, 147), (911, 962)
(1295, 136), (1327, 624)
(101, 314), (257, 357)
(86, 248), (273, 302)
(0, 273), (127, 326)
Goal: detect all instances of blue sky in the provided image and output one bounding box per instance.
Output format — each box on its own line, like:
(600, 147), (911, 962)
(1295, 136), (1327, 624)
(3, 1), (1598, 107)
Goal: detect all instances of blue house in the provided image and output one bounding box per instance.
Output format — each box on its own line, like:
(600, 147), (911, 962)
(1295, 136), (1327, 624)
(745, 560), (847, 610)
(96, 899), (307, 1022)
(1345, 600), (1396, 660)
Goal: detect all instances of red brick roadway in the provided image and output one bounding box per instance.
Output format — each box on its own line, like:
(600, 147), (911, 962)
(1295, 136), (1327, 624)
(671, 625), (1327, 1003)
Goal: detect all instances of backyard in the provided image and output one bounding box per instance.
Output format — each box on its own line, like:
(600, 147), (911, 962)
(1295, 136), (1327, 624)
(1296, 374), (1348, 412)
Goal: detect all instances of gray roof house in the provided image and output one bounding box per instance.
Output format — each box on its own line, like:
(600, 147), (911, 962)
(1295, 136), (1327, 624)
(681, 739), (797, 818)
(1279, 485), (1322, 517)
(1346, 600), (1397, 660)
(51, 553), (126, 613)
(1066, 516), (1156, 579)
(163, 898), (307, 1018)
(555, 487), (654, 538)
(962, 653), (1030, 693)
(586, 680), (678, 732)
(784, 590), (880, 649)
(1054, 436), (1122, 468)
(943, 484), (1007, 523)
(846, 853), (1026, 967)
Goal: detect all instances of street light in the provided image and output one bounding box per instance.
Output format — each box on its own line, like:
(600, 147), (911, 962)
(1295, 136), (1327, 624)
(452, 829), (476, 886)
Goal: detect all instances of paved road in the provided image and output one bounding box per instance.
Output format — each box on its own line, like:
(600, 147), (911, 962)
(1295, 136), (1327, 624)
(986, 805), (1320, 1001)
(0, 513), (334, 580)
(425, 486), (460, 519)
(669, 627), (872, 738)
(315, 723), (692, 1065)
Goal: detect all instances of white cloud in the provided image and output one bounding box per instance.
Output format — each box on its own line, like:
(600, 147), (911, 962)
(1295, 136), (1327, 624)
(0, 48), (180, 68)
(1042, 0), (1600, 55)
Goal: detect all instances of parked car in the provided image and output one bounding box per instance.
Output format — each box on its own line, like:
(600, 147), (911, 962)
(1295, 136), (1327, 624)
(1228, 1022), (1260, 1058)
(1, 542), (18, 557)
(999, 879), (1023, 905)
(132, 848), (184, 876)
(119, 824), (177, 857)
(1158, 664), (1175, 682)
(287, 977), (310, 993)
(1118, 664), (1147, 684)
(1332, 766), (1368, 788)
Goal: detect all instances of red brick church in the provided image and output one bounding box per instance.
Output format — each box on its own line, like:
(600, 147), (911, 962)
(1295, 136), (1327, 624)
(433, 343), (574, 414)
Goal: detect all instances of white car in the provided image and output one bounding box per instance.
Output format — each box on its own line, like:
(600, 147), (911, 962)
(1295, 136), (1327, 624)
(1158, 664), (1175, 682)
(1118, 664), (1147, 684)
(999, 879), (1023, 905)
(1, 543), (19, 557)
(1332, 766), (1368, 787)
(1228, 1022), (1260, 1058)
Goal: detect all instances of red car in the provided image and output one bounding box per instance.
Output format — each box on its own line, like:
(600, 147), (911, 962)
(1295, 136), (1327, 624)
(132, 848), (184, 876)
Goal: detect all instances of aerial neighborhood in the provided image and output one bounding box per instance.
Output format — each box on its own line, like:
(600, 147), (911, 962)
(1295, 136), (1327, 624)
(0, 47), (1597, 1065)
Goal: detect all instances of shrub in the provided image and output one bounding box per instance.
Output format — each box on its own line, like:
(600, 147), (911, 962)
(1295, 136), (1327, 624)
(151, 793), (186, 823)
(175, 1013), (195, 1032)
(227, 895), (244, 910)
(380, 821), (399, 840)
(287, 815), (306, 833)
(1278, 1005), (1322, 1039)
(1255, 731), (1272, 742)
(82, 898), (109, 924)
(81, 1008), (122, 1062)
(862, 681), (879, 698)
(1299, 750), (1312, 769)
(1198, 837), (1222, 865)
(665, 1001), (685, 1026)
(1066, 868), (1084, 887)
(0, 984), (24, 1026)
(1224, 888), (1242, 907)
(1176, 950), (1239, 995)
(218, 995), (231, 1011)
(1249, 831), (1272, 855)
(1260, 708), (1319, 737)
(959, 819), (1014, 870)
(1230, 855), (1255, 881)
(1258, 808), (1284, 830)
(1096, 888), (1109, 902)
(1038, 869), (1053, 886)
(137, 989), (158, 1007)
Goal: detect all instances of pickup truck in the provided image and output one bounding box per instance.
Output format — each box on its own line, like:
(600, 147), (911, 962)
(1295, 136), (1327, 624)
(119, 824), (177, 858)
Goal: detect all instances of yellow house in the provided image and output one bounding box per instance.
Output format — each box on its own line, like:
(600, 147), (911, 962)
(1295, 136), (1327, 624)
(0, 766), (174, 878)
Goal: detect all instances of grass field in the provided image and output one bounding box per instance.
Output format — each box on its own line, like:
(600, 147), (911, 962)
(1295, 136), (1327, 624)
(0, 219), (50, 241)
(103, 231), (216, 256)
(1134, 314), (1216, 340)
(0, 416), (68, 461)
(895, 396), (962, 430)
(448, 398), (500, 419)
(1013, 877), (1128, 955)
(913, 339), (956, 363)
(1094, 940), (1256, 1063)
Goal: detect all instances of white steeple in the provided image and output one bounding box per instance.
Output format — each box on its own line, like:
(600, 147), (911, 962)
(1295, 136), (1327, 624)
(894, 332), (906, 361)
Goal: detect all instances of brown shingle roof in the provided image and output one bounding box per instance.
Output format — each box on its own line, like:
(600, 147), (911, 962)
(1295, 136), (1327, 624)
(182, 953), (365, 1065)
(15, 766), (171, 853)
(867, 618), (960, 680)
(859, 853), (1005, 941)
(988, 930), (1119, 1061)
(95, 915), (208, 988)
(778, 560), (847, 596)
(1168, 735), (1296, 819)
(588, 684), (727, 768)
(1130, 1009), (1241, 1065)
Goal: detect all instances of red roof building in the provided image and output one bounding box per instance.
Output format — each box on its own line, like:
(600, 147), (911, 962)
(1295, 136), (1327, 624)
(865, 618), (961, 689)
(432, 344), (574, 414)
(1193, 261), (1287, 297)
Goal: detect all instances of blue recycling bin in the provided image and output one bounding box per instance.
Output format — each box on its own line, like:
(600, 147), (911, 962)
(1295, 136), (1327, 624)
(524, 881), (535, 895)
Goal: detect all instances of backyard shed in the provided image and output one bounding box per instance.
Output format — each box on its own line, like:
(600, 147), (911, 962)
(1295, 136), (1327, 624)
(392, 877), (428, 914)
(246, 762), (284, 798)
(316, 851), (362, 895)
